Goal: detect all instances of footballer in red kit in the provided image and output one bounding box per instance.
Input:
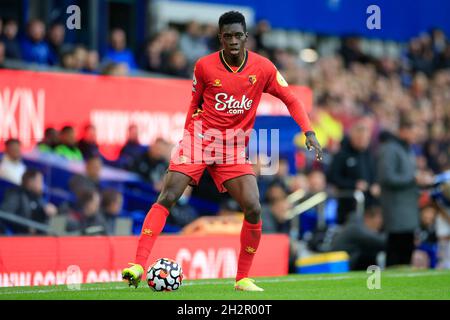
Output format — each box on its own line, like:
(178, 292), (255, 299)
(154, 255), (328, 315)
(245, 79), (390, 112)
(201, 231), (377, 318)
(122, 11), (323, 291)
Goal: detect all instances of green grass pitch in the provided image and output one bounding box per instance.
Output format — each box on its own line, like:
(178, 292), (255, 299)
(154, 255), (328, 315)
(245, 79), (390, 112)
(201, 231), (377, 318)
(1, 269), (449, 300)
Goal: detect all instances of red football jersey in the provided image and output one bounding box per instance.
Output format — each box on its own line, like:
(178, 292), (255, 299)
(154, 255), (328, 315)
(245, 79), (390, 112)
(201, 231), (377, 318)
(178, 49), (313, 163)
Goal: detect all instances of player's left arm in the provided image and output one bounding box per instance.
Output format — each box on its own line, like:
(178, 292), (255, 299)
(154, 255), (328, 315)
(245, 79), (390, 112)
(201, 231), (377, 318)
(263, 64), (323, 161)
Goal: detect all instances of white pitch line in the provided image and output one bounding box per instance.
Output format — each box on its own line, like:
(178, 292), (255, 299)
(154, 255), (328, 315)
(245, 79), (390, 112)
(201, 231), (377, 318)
(0, 271), (448, 296)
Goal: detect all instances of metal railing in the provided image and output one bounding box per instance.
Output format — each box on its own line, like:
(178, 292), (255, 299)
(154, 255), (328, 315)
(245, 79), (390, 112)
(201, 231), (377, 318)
(0, 210), (55, 235)
(0, 210), (132, 236)
(287, 189), (365, 239)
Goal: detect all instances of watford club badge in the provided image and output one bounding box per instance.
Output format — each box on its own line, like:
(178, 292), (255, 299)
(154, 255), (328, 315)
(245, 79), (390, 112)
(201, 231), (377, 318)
(249, 75), (257, 85)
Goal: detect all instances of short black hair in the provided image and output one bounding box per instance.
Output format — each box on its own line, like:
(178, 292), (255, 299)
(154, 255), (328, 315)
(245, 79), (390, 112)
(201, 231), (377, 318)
(364, 205), (382, 218)
(218, 11), (246, 32)
(101, 189), (122, 209)
(44, 127), (57, 136)
(5, 138), (20, 147)
(61, 125), (74, 134)
(21, 168), (42, 187)
(85, 154), (102, 163)
(78, 189), (99, 209)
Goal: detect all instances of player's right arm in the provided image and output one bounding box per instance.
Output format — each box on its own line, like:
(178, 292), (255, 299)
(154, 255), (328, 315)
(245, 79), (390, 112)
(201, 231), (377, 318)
(184, 61), (206, 130)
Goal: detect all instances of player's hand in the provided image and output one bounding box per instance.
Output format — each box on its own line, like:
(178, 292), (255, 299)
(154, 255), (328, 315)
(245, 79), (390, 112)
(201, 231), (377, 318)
(305, 131), (323, 161)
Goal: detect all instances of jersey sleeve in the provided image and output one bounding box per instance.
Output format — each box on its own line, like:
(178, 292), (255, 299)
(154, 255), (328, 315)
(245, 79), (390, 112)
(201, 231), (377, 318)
(263, 63), (313, 133)
(184, 60), (206, 130)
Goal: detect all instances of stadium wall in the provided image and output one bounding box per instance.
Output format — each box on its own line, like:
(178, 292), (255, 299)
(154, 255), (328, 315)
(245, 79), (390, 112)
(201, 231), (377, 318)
(0, 234), (289, 287)
(0, 69), (312, 160)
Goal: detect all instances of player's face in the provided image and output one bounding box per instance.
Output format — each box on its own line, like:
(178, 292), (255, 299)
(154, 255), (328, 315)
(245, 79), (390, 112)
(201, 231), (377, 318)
(219, 23), (247, 57)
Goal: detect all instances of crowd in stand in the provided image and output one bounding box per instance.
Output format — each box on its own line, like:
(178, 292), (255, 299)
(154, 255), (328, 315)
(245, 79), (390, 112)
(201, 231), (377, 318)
(1, 17), (450, 270)
(0, 17), (218, 77)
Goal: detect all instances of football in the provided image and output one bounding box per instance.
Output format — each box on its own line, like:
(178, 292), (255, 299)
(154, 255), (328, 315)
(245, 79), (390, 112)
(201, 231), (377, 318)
(146, 258), (184, 291)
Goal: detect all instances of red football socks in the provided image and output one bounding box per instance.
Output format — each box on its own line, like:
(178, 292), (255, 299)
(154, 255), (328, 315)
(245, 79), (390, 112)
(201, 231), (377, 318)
(236, 219), (262, 282)
(135, 203), (170, 268)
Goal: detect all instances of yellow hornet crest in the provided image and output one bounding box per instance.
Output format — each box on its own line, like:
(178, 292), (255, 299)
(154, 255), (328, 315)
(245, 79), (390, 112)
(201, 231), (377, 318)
(245, 246), (257, 254)
(142, 229), (153, 236)
(249, 75), (257, 85)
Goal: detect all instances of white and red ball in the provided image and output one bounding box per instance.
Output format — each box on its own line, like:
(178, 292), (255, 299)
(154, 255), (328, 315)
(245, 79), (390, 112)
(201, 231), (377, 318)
(146, 258), (183, 292)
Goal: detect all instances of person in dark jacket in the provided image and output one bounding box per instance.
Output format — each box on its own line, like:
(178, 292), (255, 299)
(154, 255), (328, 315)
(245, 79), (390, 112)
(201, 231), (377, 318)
(132, 138), (169, 190)
(377, 117), (434, 267)
(119, 124), (145, 170)
(66, 189), (107, 235)
(69, 155), (103, 200)
(77, 124), (101, 160)
(328, 120), (380, 224)
(0, 169), (57, 234)
(331, 205), (386, 270)
(0, 18), (21, 60)
(100, 189), (123, 235)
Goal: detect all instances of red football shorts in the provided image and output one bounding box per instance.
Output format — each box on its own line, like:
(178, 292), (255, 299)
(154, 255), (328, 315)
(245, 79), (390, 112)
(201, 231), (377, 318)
(168, 161), (255, 193)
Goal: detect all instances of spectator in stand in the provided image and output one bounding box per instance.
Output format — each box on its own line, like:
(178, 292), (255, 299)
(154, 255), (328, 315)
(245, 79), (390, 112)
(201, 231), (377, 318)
(72, 45), (88, 71)
(0, 18), (21, 60)
(77, 124), (101, 159)
(218, 198), (241, 216)
(66, 189), (107, 235)
(21, 19), (51, 65)
(274, 158), (291, 190)
(331, 205), (386, 270)
(180, 21), (210, 66)
(262, 183), (291, 234)
(261, 182), (298, 272)
(165, 50), (190, 78)
(297, 169), (339, 242)
(83, 50), (99, 74)
(0, 169), (58, 234)
(101, 61), (129, 76)
(253, 20), (271, 52)
(139, 28), (180, 73)
(328, 120), (380, 224)
(47, 22), (67, 65)
(0, 138), (26, 185)
(119, 124), (145, 170)
(431, 181), (450, 269)
(55, 126), (83, 161)
(423, 121), (450, 174)
(100, 189), (123, 235)
(0, 41), (5, 68)
(340, 36), (372, 68)
(138, 37), (159, 72)
(60, 49), (76, 70)
(203, 23), (220, 52)
(37, 127), (59, 153)
(104, 28), (136, 71)
(413, 204), (438, 269)
(166, 187), (198, 230)
(377, 116), (435, 267)
(69, 155), (103, 200)
(132, 138), (169, 191)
